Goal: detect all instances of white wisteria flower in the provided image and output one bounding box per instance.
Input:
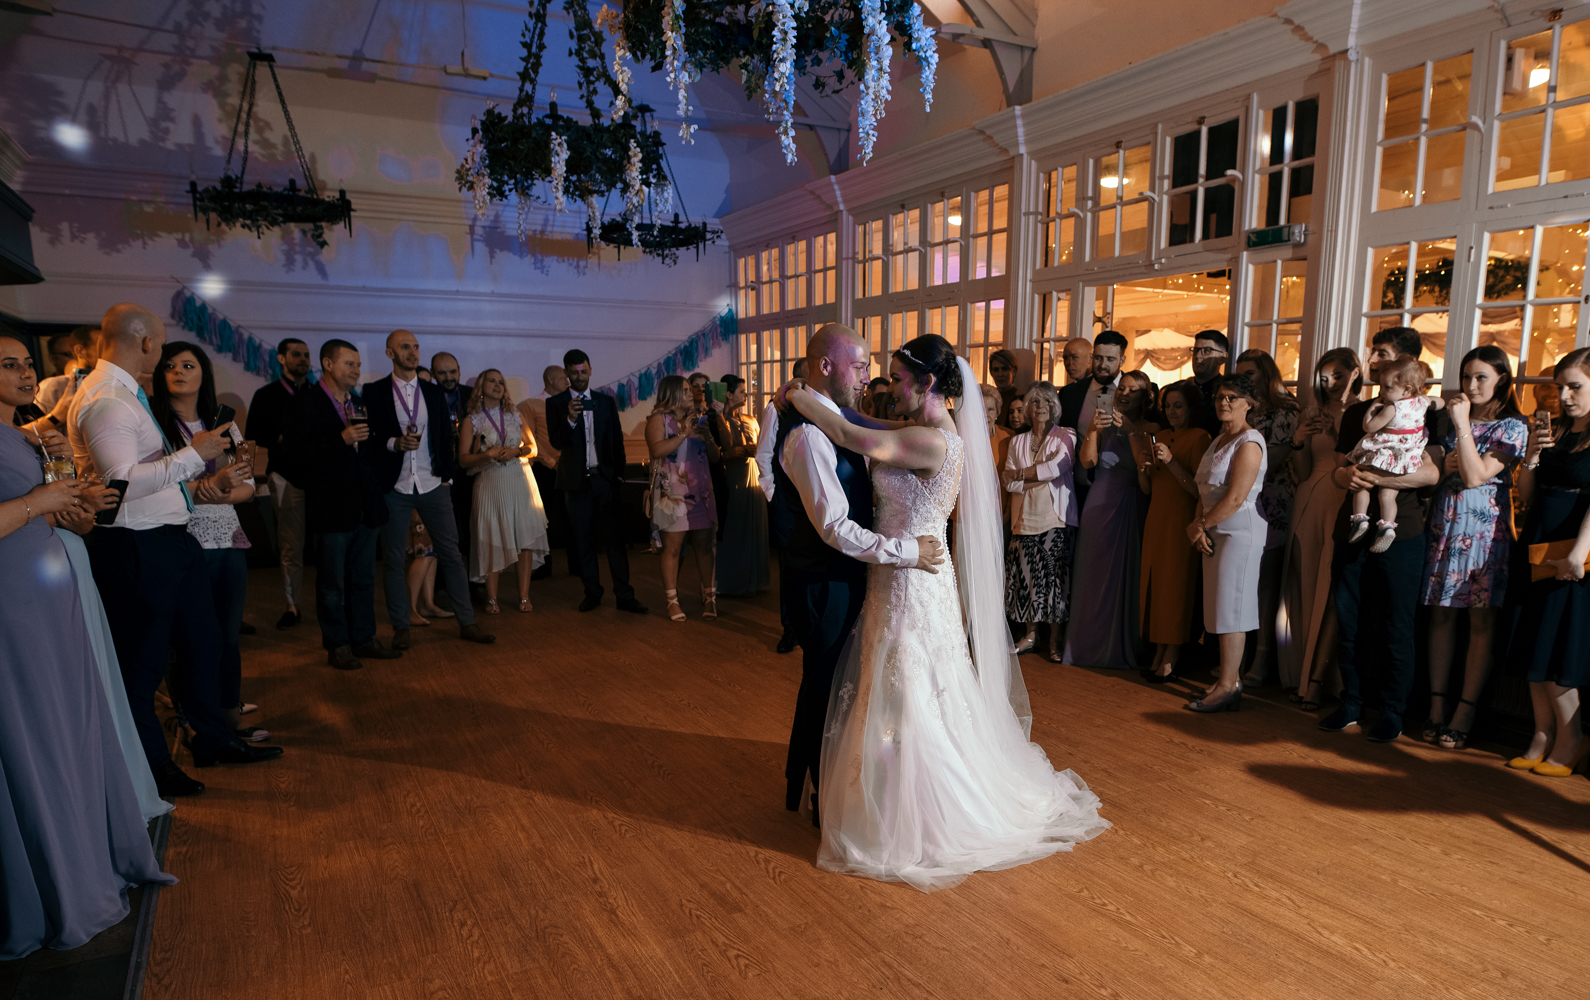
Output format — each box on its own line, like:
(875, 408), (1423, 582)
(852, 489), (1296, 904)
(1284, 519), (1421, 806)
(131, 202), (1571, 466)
(549, 131), (569, 212)
(907, 2), (938, 112)
(857, 0), (892, 164)
(663, 0), (697, 142)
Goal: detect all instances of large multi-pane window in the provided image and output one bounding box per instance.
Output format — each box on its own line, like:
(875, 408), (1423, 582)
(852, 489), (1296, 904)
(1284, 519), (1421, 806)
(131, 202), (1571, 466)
(1476, 223), (1589, 394)
(1166, 117), (1240, 246)
(927, 194), (962, 286)
(1245, 259), (1308, 380)
(856, 219), (886, 298)
(965, 185), (1009, 280)
(1376, 52), (1473, 210)
(1364, 238), (1455, 378)
(965, 300), (1007, 381)
(1091, 143), (1152, 258)
(735, 326), (806, 409)
(1254, 98), (1318, 228)
(812, 231), (838, 305)
(1496, 20), (1590, 192)
(889, 208), (923, 292)
(1032, 291), (1072, 384)
(735, 254), (758, 319)
(784, 239), (808, 310)
(1039, 165), (1079, 268)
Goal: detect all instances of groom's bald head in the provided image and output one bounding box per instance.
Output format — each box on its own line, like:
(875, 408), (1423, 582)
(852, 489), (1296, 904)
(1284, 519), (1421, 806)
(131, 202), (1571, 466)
(806, 323), (868, 409)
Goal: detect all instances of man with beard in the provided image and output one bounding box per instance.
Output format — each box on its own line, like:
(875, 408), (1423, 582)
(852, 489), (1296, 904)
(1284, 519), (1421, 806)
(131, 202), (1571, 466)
(1187, 330), (1229, 435)
(430, 352), (474, 571)
(247, 337), (314, 629)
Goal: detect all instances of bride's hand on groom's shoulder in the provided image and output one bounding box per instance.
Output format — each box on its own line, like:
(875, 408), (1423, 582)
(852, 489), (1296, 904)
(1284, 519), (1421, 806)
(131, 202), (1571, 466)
(773, 378), (808, 414)
(913, 535), (945, 573)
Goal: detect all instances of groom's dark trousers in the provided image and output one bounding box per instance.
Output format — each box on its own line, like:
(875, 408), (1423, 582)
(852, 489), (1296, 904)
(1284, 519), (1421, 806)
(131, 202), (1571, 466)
(772, 409), (874, 815)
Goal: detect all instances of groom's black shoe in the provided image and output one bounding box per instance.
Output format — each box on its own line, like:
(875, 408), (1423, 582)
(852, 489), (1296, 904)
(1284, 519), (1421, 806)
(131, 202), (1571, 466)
(810, 793), (820, 829)
(776, 630), (797, 654)
(578, 595), (601, 612)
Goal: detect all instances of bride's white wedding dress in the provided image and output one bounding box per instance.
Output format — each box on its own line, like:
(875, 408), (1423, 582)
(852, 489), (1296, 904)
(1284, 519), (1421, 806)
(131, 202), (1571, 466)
(817, 420), (1109, 892)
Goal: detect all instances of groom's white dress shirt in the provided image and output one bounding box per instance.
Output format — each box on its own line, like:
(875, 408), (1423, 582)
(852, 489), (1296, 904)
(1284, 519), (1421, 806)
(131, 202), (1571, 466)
(780, 391), (920, 567)
(755, 399), (781, 502)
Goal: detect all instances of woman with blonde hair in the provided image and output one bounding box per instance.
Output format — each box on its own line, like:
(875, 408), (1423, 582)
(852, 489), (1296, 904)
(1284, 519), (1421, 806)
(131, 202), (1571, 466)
(460, 369), (549, 613)
(1002, 381), (1078, 661)
(646, 374), (720, 621)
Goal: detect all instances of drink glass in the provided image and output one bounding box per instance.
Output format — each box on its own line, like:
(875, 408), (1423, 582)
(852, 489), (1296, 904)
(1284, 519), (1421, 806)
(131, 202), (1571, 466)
(350, 402), (369, 426)
(43, 456), (76, 484)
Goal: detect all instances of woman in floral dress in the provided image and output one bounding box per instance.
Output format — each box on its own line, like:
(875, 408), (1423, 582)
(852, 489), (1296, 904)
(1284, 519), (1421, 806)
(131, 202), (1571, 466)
(1419, 346), (1528, 750)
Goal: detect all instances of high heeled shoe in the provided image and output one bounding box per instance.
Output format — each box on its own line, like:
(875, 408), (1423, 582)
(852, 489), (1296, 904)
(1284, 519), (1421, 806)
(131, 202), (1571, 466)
(484, 598), (500, 615)
(1420, 690), (1446, 744)
(1436, 697), (1477, 750)
(518, 598), (532, 613)
(701, 587), (718, 621)
(1531, 740), (1590, 777)
(665, 589), (686, 622)
(1013, 634), (1037, 655)
(1184, 683), (1242, 713)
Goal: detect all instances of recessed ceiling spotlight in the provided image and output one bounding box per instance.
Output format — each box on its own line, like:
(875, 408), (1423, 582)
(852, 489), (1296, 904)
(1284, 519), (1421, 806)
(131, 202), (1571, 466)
(52, 121), (90, 152)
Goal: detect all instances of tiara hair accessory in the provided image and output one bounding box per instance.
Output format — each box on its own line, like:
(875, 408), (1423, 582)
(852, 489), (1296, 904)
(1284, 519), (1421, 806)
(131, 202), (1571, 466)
(897, 347), (919, 364)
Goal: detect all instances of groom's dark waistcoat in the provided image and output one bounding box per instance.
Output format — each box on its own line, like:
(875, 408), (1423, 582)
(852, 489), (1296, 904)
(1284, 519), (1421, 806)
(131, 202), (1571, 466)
(773, 407), (872, 582)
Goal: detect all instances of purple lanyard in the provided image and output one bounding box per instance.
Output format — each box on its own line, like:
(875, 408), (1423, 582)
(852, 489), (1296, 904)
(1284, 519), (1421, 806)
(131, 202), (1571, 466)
(393, 379), (420, 429)
(484, 406), (506, 444)
(279, 377), (297, 396)
(320, 379), (351, 426)
(177, 419), (218, 474)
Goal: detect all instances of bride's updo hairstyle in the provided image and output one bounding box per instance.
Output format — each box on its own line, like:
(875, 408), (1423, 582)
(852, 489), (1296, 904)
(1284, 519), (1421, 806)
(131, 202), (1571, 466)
(892, 334), (964, 399)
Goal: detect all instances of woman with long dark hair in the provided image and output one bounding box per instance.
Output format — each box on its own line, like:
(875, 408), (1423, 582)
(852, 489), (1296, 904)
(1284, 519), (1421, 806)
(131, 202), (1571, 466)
(150, 341), (263, 741)
(1419, 345), (1528, 750)
(1279, 347), (1363, 708)
(1232, 349), (1299, 686)
(716, 373), (770, 596)
(1136, 381), (1211, 680)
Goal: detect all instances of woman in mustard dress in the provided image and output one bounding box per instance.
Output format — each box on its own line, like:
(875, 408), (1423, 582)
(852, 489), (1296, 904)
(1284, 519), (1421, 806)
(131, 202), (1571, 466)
(1137, 382), (1211, 681)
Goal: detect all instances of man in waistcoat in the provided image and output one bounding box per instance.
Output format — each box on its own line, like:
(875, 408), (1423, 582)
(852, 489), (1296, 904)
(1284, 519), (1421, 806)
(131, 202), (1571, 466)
(774, 324), (944, 824)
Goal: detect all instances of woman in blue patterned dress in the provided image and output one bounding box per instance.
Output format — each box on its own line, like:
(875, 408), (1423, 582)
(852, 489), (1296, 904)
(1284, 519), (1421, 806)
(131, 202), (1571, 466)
(1419, 346), (1528, 750)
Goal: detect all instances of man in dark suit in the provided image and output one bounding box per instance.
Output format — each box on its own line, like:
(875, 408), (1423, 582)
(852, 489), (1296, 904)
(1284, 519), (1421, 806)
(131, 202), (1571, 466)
(246, 337), (314, 630)
(283, 339), (398, 671)
(1058, 330), (1128, 435)
(547, 348), (648, 614)
(366, 330), (494, 650)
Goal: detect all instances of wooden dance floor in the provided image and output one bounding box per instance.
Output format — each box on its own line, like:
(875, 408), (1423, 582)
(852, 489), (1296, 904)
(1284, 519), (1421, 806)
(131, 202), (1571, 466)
(148, 556), (1590, 999)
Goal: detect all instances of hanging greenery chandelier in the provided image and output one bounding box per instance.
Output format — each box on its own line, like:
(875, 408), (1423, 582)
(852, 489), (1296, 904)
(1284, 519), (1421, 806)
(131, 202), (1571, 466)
(189, 50), (354, 249)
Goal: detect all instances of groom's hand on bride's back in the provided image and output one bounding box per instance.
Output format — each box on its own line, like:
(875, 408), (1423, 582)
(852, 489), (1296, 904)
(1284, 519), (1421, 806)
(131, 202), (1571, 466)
(914, 536), (945, 573)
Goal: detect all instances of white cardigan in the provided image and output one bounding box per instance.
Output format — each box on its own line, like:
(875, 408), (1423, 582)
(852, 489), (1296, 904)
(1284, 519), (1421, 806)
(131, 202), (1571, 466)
(1003, 425), (1080, 533)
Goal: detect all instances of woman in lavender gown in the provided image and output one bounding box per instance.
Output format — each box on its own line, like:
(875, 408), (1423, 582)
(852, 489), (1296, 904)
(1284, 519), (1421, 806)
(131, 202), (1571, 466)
(0, 336), (174, 960)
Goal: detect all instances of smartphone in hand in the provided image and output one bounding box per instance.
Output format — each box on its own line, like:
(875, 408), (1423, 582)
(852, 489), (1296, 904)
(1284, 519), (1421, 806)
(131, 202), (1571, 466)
(95, 479), (129, 525)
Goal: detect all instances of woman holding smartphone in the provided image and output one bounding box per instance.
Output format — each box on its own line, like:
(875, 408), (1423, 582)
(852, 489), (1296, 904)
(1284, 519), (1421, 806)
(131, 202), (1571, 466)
(151, 342), (264, 741)
(646, 375), (720, 621)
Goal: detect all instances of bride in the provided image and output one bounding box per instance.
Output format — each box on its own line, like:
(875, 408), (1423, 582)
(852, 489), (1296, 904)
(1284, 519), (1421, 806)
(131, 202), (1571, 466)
(784, 334), (1108, 892)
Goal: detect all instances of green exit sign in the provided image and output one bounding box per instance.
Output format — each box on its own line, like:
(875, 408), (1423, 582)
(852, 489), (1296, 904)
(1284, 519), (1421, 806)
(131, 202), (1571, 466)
(1246, 223), (1307, 249)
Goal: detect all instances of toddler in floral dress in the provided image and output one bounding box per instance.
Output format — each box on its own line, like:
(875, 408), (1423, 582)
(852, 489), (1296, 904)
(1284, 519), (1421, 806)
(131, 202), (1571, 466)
(1346, 357), (1444, 552)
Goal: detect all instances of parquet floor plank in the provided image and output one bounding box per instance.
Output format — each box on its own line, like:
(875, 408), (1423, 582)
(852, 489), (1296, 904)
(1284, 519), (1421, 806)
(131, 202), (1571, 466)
(144, 554), (1590, 999)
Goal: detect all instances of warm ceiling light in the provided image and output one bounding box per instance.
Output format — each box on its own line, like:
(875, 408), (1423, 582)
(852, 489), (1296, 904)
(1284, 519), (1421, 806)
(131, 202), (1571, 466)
(947, 213), (962, 226)
(1101, 176), (1121, 188)
(1530, 66), (1550, 88)
(52, 121), (89, 152)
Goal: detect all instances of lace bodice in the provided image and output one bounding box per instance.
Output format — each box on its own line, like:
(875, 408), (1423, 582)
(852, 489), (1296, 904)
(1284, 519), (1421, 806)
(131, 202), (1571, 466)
(872, 427), (963, 541)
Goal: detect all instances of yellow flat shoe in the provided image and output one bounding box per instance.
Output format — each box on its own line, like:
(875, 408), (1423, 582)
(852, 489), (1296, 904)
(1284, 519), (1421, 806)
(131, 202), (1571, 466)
(1531, 743), (1590, 777)
(1506, 756), (1544, 770)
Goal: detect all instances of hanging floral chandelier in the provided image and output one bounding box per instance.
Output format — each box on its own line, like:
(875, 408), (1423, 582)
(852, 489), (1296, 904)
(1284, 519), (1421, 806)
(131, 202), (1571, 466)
(189, 50), (354, 249)
(614, 0), (938, 164)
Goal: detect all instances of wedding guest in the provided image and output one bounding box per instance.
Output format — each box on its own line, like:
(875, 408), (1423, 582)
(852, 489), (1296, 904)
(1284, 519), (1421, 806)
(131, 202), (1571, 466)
(1003, 381), (1078, 662)
(1232, 349), (1300, 685)
(0, 335), (176, 961)
(1062, 337), (1093, 385)
(647, 375), (720, 620)
(67, 304), (281, 792)
(416, 366), (432, 382)
(549, 349), (647, 614)
(1280, 347), (1362, 708)
(1319, 326), (1441, 743)
(1066, 367), (1154, 669)
(717, 374), (770, 597)
(287, 339), (394, 670)
(34, 325), (96, 414)
(405, 511), (453, 625)
(1506, 349), (1590, 776)
(1137, 382), (1211, 681)
(369, 330), (494, 650)
(688, 371), (732, 531)
(1058, 330), (1126, 437)
(246, 337), (313, 629)
(460, 368), (548, 613)
(758, 357), (807, 653)
(152, 342), (266, 741)
(1189, 331), (1230, 434)
(865, 377), (892, 419)
(988, 347), (1019, 427)
(1184, 374), (1267, 713)
(1418, 346), (1528, 749)
(983, 383), (1013, 477)
(1008, 394), (1028, 432)
(519, 364), (571, 580)
(1532, 365), (1564, 431)
(430, 351), (474, 570)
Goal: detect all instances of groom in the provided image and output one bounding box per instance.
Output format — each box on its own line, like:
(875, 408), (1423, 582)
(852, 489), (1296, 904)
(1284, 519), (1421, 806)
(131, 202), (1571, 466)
(774, 324), (944, 822)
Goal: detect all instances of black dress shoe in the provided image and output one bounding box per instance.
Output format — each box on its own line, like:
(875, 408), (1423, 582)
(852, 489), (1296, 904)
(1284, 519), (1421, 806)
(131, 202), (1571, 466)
(190, 739), (285, 768)
(327, 646), (363, 670)
(615, 597), (649, 614)
(391, 627), (412, 651)
(353, 640), (403, 660)
(155, 764), (205, 797)
(776, 631), (797, 654)
(458, 623), (496, 644)
(276, 609), (301, 630)
(238, 620), (257, 636)
(578, 595), (601, 612)
(530, 564), (552, 581)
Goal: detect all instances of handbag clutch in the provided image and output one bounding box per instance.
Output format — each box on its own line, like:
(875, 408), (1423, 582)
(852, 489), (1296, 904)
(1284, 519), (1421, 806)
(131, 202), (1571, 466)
(1528, 539), (1590, 582)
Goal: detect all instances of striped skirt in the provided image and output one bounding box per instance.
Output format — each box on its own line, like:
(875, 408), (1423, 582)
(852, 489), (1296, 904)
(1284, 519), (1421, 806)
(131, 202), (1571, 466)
(1004, 526), (1076, 624)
